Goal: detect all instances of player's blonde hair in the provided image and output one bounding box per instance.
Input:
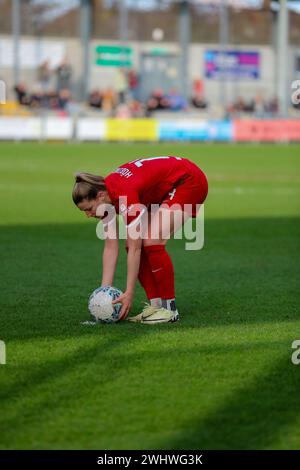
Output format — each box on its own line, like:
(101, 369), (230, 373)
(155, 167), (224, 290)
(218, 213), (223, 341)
(72, 172), (107, 204)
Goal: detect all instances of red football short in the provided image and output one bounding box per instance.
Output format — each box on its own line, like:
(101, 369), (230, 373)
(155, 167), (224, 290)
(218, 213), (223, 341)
(160, 160), (208, 217)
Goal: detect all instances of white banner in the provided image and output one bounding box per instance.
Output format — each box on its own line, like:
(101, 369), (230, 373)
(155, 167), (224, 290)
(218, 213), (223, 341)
(0, 117), (41, 139)
(76, 118), (106, 141)
(0, 117), (73, 140)
(43, 117), (73, 139)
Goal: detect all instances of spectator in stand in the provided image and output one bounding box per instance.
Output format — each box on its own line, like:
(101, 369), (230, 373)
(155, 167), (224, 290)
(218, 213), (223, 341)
(115, 68), (127, 104)
(146, 88), (170, 113)
(266, 96), (279, 115)
(38, 60), (52, 92)
(253, 94), (265, 117)
(166, 88), (188, 111)
(191, 79), (208, 109)
(48, 89), (60, 110)
(128, 99), (145, 118)
(243, 99), (255, 113)
(234, 96), (246, 113)
(115, 103), (131, 119)
(127, 69), (139, 101)
(14, 82), (30, 106)
(102, 88), (117, 114)
(227, 96), (256, 116)
(58, 88), (71, 110)
(89, 90), (102, 109)
(30, 84), (44, 109)
(56, 57), (72, 92)
(191, 93), (207, 109)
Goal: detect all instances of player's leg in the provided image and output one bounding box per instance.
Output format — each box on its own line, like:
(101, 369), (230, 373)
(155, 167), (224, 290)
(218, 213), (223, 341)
(130, 168), (208, 324)
(125, 240), (161, 307)
(138, 247), (162, 307)
(128, 207), (189, 323)
(142, 206), (190, 316)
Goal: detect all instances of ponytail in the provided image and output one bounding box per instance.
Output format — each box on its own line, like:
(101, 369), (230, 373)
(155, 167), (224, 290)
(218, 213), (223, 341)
(72, 172), (106, 205)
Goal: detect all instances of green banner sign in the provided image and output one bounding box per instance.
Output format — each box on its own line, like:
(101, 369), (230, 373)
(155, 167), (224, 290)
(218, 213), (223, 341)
(95, 45), (132, 67)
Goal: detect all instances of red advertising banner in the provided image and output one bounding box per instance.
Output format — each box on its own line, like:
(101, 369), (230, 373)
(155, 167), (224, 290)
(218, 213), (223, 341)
(233, 120), (300, 142)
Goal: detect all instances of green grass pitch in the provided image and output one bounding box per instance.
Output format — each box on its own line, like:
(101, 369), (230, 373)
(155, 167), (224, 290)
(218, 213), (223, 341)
(0, 142), (299, 450)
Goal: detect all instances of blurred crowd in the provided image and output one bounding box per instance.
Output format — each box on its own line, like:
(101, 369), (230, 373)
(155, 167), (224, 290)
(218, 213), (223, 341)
(14, 83), (72, 112)
(14, 58), (75, 115)
(226, 95), (280, 118)
(13, 61), (299, 118)
(88, 70), (207, 117)
(88, 68), (144, 117)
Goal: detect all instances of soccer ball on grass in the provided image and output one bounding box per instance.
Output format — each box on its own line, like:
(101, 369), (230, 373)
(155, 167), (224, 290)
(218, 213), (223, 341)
(88, 286), (123, 323)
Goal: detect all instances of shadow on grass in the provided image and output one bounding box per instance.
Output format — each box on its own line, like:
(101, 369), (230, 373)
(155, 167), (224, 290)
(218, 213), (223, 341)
(164, 355), (300, 450)
(0, 338), (298, 449)
(0, 330), (146, 446)
(0, 217), (299, 341)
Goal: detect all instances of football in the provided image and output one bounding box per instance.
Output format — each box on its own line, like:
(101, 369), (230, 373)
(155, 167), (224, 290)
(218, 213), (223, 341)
(88, 286), (123, 323)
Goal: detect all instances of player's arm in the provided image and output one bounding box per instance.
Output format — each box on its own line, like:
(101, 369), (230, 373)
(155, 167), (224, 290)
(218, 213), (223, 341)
(101, 217), (119, 287)
(126, 234), (142, 294)
(111, 190), (146, 319)
(113, 234), (142, 320)
(112, 203), (146, 320)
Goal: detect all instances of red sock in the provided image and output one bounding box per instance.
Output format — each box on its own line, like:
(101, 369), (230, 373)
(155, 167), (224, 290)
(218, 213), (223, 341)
(143, 245), (175, 299)
(126, 246), (160, 300)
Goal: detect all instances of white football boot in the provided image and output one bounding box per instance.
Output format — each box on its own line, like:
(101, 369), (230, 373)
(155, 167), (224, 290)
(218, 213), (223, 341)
(140, 307), (179, 324)
(128, 304), (158, 323)
(128, 304), (179, 324)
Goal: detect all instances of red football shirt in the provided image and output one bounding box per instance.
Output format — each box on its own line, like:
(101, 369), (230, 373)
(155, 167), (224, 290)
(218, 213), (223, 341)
(104, 156), (198, 226)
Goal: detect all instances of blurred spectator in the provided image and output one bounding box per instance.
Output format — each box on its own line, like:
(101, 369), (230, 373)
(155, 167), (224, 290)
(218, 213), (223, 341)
(48, 89), (60, 110)
(102, 88), (117, 114)
(253, 94), (265, 117)
(115, 100), (145, 119)
(89, 90), (102, 109)
(226, 95), (280, 118)
(243, 99), (255, 113)
(58, 88), (71, 110)
(265, 96), (279, 114)
(146, 89), (170, 113)
(166, 89), (188, 111)
(234, 96), (246, 113)
(14, 82), (71, 113)
(56, 57), (72, 92)
(38, 60), (52, 92)
(128, 99), (144, 118)
(191, 93), (207, 109)
(193, 79), (204, 96)
(127, 69), (139, 101)
(115, 103), (131, 119)
(115, 68), (127, 104)
(146, 88), (190, 113)
(30, 84), (44, 108)
(14, 83), (30, 106)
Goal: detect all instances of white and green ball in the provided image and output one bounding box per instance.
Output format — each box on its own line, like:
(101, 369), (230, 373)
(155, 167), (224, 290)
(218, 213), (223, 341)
(88, 286), (123, 323)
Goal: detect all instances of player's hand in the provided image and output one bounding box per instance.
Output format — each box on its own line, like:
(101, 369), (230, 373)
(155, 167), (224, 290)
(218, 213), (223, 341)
(112, 290), (133, 320)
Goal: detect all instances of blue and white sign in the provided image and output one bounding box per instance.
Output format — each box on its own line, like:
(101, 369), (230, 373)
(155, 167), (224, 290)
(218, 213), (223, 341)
(205, 50), (260, 80)
(159, 120), (233, 141)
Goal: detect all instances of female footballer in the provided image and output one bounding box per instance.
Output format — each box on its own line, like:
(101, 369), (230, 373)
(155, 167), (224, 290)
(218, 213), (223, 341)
(72, 156), (208, 324)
